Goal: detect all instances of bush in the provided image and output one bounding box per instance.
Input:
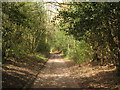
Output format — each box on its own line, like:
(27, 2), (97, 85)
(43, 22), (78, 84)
(67, 40), (93, 64)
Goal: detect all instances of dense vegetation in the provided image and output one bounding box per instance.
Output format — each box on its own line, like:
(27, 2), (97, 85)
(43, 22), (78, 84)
(2, 2), (52, 62)
(2, 2), (120, 69)
(51, 2), (120, 68)
(2, 1), (120, 89)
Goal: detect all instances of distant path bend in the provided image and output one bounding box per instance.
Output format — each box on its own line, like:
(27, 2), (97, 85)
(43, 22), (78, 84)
(32, 53), (79, 88)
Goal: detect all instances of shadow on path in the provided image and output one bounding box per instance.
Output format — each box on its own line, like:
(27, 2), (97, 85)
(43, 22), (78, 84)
(70, 62), (120, 89)
(32, 54), (79, 88)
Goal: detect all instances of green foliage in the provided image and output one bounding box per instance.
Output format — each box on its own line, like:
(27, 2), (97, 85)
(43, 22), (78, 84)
(2, 2), (120, 66)
(50, 28), (93, 63)
(50, 29), (69, 53)
(67, 40), (93, 64)
(2, 2), (51, 61)
(56, 2), (120, 65)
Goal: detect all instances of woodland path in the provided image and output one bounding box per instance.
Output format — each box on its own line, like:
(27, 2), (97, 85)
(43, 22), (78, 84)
(32, 53), (79, 88)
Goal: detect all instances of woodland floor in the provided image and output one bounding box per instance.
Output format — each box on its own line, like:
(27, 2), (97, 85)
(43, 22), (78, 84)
(2, 53), (120, 89)
(2, 55), (47, 88)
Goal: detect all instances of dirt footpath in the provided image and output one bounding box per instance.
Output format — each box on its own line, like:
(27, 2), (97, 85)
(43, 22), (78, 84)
(32, 54), (120, 89)
(32, 54), (79, 88)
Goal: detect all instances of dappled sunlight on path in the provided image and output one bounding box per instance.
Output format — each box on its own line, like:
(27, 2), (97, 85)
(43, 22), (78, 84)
(32, 54), (79, 88)
(69, 62), (120, 88)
